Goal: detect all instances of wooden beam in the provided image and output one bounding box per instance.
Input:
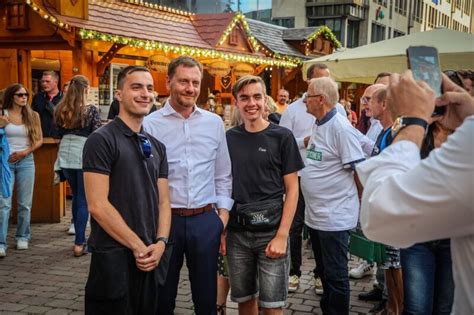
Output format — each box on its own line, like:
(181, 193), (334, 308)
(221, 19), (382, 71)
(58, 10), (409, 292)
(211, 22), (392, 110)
(254, 65), (266, 75)
(271, 67), (281, 100)
(96, 43), (126, 76)
(281, 67), (301, 86)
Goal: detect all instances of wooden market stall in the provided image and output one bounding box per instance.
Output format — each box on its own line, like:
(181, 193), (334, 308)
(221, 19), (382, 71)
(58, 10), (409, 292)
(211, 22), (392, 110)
(0, 0), (339, 222)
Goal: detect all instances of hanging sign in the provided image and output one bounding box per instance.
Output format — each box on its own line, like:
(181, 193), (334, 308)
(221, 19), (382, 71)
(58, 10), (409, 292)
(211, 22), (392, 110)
(207, 61), (231, 77)
(146, 55), (170, 73)
(233, 62), (254, 77)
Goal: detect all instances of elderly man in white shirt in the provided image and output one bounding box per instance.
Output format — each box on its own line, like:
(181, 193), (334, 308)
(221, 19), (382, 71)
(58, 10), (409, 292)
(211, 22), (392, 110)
(144, 56), (233, 315)
(301, 77), (364, 314)
(357, 71), (474, 315)
(280, 63), (368, 293)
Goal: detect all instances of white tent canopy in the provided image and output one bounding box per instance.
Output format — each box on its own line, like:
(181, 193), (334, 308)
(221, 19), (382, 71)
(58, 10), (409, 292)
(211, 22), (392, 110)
(304, 28), (474, 84)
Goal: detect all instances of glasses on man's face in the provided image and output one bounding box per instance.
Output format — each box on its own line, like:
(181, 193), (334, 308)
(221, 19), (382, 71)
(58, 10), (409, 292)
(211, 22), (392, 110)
(444, 70), (464, 88)
(137, 133), (152, 159)
(14, 93), (29, 98)
(306, 94), (322, 99)
(360, 96), (371, 104)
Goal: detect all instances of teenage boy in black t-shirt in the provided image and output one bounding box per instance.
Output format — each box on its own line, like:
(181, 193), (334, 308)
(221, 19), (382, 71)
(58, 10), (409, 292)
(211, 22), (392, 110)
(225, 75), (304, 315)
(82, 66), (171, 314)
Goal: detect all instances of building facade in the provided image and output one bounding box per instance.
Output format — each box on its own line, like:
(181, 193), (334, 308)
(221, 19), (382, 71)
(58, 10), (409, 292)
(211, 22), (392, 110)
(272, 0), (472, 47)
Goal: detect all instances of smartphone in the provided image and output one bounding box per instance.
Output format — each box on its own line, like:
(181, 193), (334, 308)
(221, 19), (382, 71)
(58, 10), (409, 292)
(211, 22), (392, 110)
(406, 46), (445, 116)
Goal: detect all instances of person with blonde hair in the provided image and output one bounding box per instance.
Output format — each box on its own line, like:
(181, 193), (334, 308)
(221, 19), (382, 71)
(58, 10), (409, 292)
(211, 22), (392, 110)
(54, 74), (101, 256)
(0, 83), (43, 257)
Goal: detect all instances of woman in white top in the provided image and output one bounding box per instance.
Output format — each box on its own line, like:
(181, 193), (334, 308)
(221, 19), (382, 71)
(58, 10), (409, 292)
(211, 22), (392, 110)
(0, 84), (43, 257)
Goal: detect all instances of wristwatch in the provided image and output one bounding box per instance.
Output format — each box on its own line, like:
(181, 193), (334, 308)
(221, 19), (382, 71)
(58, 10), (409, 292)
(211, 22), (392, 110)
(157, 237), (169, 246)
(391, 116), (429, 138)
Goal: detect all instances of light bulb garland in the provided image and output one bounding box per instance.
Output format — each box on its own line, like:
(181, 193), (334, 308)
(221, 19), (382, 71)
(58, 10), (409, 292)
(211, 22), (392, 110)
(305, 26), (342, 55)
(216, 12), (303, 65)
(122, 0), (194, 17)
(79, 29), (302, 68)
(25, 0), (70, 30)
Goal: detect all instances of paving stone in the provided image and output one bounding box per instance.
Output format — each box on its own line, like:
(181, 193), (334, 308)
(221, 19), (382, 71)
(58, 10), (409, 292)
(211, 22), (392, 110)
(44, 299), (76, 308)
(0, 303), (29, 311)
(44, 309), (71, 315)
(290, 303), (313, 312)
(18, 296), (51, 306)
(21, 306), (53, 314)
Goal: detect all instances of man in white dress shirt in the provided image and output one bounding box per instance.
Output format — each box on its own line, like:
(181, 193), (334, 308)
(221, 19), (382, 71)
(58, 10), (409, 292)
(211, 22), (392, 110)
(144, 56), (233, 315)
(357, 71), (474, 315)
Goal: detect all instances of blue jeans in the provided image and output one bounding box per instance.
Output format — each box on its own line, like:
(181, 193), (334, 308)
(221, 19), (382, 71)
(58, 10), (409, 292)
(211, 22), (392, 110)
(0, 154), (35, 249)
(308, 228), (350, 315)
(401, 239), (454, 315)
(62, 169), (88, 246)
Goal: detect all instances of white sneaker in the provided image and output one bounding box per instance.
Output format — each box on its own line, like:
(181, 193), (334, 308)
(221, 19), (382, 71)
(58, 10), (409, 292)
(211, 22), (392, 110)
(67, 223), (76, 235)
(16, 240), (28, 250)
(349, 261), (374, 279)
(314, 277), (323, 295)
(0, 248), (6, 257)
(288, 275), (300, 292)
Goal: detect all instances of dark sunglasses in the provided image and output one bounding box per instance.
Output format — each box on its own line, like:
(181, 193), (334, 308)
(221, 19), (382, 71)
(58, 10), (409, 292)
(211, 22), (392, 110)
(14, 93), (29, 98)
(137, 133), (152, 159)
(443, 70), (464, 88)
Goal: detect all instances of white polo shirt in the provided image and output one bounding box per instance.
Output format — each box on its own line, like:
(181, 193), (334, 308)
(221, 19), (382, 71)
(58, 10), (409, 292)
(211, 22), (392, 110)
(301, 108), (365, 231)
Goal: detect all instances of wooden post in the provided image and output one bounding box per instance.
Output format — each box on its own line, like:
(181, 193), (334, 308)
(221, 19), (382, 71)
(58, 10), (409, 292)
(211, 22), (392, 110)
(17, 49), (32, 92)
(271, 67), (281, 100)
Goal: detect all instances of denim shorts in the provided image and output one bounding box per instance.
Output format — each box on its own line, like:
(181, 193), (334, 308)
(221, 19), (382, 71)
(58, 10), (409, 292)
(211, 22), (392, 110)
(227, 229), (289, 309)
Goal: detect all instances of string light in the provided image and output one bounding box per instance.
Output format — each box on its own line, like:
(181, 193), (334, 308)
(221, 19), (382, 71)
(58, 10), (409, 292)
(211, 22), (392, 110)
(25, 0), (70, 30)
(79, 28), (301, 68)
(123, 0), (194, 16)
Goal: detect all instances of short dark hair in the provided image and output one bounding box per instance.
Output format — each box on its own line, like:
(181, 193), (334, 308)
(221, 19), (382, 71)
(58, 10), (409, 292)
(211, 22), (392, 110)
(306, 63), (328, 79)
(117, 66), (150, 89)
(168, 56), (203, 79)
(374, 72), (391, 84)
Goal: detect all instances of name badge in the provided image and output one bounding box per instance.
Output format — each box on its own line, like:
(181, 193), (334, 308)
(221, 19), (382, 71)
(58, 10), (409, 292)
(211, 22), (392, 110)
(307, 149), (322, 161)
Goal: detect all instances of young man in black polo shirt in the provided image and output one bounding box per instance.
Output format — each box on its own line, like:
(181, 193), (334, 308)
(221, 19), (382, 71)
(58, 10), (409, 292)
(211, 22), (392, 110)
(82, 66), (171, 314)
(225, 75), (304, 314)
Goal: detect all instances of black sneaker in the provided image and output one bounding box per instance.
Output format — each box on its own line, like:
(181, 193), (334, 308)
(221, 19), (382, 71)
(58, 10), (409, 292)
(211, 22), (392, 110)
(358, 286), (383, 301)
(369, 299), (387, 313)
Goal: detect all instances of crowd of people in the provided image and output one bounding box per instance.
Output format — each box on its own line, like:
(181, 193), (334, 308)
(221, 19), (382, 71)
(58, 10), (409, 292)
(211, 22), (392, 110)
(0, 55), (472, 315)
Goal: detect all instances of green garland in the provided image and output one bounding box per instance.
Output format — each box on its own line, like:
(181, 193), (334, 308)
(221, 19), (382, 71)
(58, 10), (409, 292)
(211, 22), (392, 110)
(308, 26), (342, 49)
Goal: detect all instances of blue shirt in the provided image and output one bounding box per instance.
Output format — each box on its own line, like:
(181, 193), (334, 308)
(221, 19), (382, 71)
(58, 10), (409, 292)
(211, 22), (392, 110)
(144, 102), (233, 210)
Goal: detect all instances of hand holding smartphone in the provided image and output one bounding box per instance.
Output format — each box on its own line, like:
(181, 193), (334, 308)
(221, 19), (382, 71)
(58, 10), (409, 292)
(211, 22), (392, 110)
(406, 46), (445, 116)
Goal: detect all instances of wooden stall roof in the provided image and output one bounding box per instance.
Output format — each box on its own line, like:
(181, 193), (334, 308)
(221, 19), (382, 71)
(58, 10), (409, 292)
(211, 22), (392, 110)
(282, 27), (325, 41)
(246, 19), (307, 59)
(192, 12), (235, 47)
(31, 0), (212, 49)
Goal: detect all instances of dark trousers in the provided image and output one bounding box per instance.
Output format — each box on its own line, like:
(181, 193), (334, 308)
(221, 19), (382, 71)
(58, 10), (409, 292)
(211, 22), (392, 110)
(85, 248), (158, 315)
(308, 228), (350, 315)
(401, 239), (454, 315)
(157, 210), (223, 315)
(289, 178), (305, 277)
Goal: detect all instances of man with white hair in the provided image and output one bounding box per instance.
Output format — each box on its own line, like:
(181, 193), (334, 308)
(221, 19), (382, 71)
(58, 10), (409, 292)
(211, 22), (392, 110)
(301, 77), (364, 314)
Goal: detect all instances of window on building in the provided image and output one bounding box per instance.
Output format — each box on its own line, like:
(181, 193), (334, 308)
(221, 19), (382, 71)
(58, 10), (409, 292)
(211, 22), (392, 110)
(388, 27), (392, 39)
(272, 17), (295, 28)
(347, 20), (360, 48)
(308, 18), (343, 42)
(371, 22), (386, 43)
(393, 29), (405, 37)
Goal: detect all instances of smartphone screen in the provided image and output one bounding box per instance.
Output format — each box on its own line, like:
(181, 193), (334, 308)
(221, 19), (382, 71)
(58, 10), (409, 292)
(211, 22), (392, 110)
(407, 46), (444, 115)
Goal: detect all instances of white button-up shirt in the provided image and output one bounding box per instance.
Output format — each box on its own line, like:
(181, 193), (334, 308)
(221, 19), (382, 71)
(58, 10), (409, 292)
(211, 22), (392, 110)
(144, 102), (233, 210)
(357, 116), (474, 314)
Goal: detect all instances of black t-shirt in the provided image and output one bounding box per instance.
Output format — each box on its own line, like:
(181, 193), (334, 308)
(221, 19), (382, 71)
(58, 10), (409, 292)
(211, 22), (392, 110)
(226, 123), (304, 227)
(32, 91), (63, 137)
(82, 117), (168, 249)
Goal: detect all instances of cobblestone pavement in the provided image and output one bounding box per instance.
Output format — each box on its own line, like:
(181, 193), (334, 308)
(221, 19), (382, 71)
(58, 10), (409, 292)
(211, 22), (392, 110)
(0, 204), (377, 314)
